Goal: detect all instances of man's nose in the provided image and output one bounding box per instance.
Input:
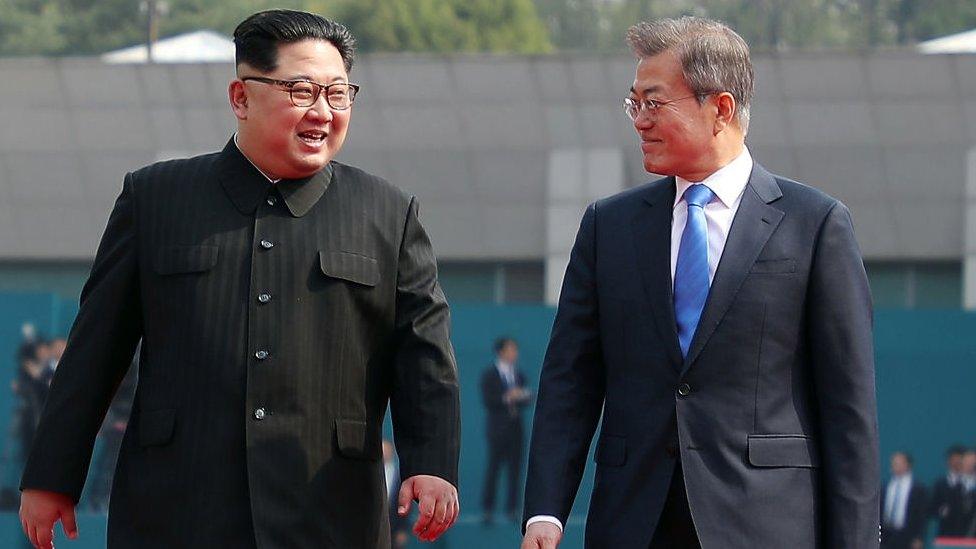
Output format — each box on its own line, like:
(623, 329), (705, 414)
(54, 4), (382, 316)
(307, 94), (334, 121)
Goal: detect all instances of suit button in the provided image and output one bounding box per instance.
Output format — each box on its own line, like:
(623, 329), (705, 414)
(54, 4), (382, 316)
(666, 444), (678, 458)
(260, 239), (274, 249)
(257, 293), (272, 303)
(255, 350), (269, 360)
(266, 196), (277, 206)
(677, 383), (692, 396)
(254, 408), (266, 420)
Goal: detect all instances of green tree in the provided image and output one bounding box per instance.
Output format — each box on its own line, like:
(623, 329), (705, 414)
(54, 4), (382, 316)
(332, 0), (551, 53)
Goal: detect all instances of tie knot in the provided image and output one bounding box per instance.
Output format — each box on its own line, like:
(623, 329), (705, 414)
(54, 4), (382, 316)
(684, 184), (714, 208)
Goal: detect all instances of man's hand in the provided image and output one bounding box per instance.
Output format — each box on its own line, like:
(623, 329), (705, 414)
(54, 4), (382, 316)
(397, 475), (459, 542)
(20, 489), (78, 548)
(521, 521), (562, 549)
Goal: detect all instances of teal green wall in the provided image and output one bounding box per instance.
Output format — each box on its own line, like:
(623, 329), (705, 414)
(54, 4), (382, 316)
(1, 295), (975, 547)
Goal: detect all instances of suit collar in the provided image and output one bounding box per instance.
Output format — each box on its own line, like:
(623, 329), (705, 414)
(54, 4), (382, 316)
(674, 147), (754, 209)
(217, 138), (333, 217)
(681, 163), (784, 372)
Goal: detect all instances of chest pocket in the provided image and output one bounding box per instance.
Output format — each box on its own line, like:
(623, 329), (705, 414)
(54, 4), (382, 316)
(154, 245), (219, 275)
(319, 250), (379, 287)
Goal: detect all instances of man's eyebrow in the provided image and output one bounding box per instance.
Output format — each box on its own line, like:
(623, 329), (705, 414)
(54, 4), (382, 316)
(631, 85), (662, 97)
(286, 73), (347, 84)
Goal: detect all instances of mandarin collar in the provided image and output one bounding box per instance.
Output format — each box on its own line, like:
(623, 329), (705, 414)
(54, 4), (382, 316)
(217, 137), (333, 217)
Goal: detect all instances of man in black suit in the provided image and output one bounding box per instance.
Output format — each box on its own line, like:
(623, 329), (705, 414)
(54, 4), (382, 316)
(931, 445), (969, 536)
(881, 452), (928, 549)
(522, 16), (879, 549)
(480, 337), (531, 524)
(19, 10), (460, 549)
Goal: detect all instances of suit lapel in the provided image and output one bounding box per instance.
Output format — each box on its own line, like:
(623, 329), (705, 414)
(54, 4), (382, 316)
(682, 164), (784, 373)
(631, 179), (683, 368)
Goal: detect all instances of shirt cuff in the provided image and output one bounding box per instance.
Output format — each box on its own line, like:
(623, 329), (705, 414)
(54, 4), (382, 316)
(526, 515), (563, 531)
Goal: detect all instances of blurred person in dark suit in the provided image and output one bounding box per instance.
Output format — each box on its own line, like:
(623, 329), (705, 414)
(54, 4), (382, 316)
(881, 452), (927, 549)
(522, 16), (879, 549)
(931, 445), (970, 536)
(480, 337), (531, 525)
(19, 9), (459, 549)
(86, 349), (138, 513)
(13, 350), (50, 464)
(961, 447), (976, 537)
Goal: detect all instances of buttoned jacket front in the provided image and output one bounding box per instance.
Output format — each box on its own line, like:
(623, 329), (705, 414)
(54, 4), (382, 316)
(22, 139), (460, 549)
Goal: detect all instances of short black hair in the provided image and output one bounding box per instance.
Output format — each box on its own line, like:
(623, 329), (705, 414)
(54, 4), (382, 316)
(233, 9), (356, 74)
(947, 444), (967, 458)
(494, 337), (517, 355)
(891, 451), (914, 467)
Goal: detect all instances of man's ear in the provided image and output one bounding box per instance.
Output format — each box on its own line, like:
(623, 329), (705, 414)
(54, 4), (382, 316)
(229, 79), (248, 120)
(713, 92), (737, 134)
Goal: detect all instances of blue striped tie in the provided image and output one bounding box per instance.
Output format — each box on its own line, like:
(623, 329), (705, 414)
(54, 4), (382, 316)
(674, 184), (715, 358)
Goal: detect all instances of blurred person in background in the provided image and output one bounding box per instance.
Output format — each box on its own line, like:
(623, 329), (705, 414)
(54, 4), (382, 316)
(47, 338), (66, 377)
(384, 439), (410, 549)
(881, 451), (927, 549)
(86, 349), (138, 513)
(480, 337), (531, 525)
(18, 9), (459, 549)
(961, 448), (976, 537)
(931, 445), (970, 536)
(13, 346), (51, 465)
(522, 16), (879, 549)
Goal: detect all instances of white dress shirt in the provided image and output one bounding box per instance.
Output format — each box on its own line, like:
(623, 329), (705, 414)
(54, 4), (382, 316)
(884, 474), (912, 529)
(526, 148), (754, 534)
(670, 147), (753, 286)
(496, 359), (516, 387)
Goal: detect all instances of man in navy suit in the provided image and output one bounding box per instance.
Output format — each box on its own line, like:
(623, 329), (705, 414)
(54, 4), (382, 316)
(521, 16), (879, 549)
(480, 337), (531, 524)
(881, 452), (928, 549)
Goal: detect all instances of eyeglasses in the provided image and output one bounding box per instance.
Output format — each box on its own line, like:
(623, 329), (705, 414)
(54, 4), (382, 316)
(241, 77), (360, 109)
(623, 92), (717, 121)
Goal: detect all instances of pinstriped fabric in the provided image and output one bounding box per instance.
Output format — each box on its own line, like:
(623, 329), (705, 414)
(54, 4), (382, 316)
(21, 138), (460, 549)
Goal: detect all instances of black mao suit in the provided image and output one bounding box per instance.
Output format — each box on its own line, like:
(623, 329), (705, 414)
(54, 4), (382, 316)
(523, 163), (880, 548)
(21, 139), (460, 548)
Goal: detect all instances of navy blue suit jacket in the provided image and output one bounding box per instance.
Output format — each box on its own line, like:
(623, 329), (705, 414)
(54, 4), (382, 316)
(523, 163), (880, 548)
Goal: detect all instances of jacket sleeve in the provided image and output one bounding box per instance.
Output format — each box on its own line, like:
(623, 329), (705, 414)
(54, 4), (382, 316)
(806, 201), (880, 548)
(389, 197), (460, 486)
(522, 203), (606, 530)
(20, 174), (143, 502)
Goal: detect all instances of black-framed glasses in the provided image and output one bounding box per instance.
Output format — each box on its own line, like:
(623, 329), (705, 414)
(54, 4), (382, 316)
(623, 92), (717, 121)
(241, 77), (360, 109)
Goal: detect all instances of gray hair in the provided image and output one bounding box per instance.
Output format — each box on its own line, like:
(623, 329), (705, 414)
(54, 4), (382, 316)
(627, 17), (753, 133)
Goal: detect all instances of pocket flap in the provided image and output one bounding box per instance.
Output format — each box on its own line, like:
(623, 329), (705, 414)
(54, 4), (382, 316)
(335, 418), (377, 460)
(319, 251), (380, 287)
(747, 434), (820, 468)
(139, 408), (176, 447)
(749, 258), (796, 274)
(155, 245), (218, 275)
(594, 434), (626, 466)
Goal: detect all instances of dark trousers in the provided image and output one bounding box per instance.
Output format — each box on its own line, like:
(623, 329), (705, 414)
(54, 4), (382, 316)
(482, 430), (523, 514)
(649, 461), (701, 549)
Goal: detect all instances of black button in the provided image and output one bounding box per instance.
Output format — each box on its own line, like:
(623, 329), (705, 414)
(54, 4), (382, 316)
(258, 293), (272, 303)
(677, 383), (691, 396)
(260, 240), (274, 249)
(266, 196), (277, 206)
(255, 350), (269, 360)
(666, 444), (678, 458)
